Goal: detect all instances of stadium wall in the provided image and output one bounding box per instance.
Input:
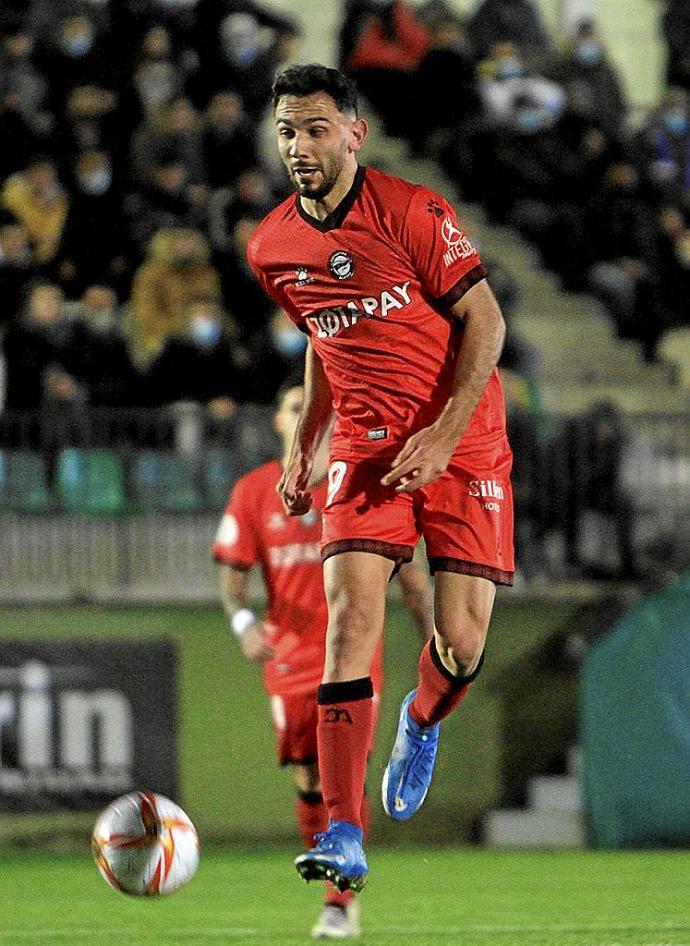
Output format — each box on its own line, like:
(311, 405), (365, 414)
(0, 599), (578, 847)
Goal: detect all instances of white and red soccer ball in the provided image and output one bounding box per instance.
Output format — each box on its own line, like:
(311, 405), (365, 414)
(91, 791), (200, 896)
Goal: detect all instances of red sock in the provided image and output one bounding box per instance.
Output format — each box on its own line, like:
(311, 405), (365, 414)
(409, 640), (484, 727)
(317, 678), (373, 829)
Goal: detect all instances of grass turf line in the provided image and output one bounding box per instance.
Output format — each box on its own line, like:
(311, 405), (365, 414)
(1, 848), (689, 946)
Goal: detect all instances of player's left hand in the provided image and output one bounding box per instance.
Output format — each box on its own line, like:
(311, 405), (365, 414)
(381, 424), (456, 493)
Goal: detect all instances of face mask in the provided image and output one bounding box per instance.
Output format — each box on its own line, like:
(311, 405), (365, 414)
(190, 315), (221, 347)
(89, 310), (117, 334)
(78, 168), (112, 195)
(517, 109), (543, 133)
(272, 327), (307, 357)
(664, 109), (689, 136)
(63, 32), (95, 57)
(575, 40), (603, 67)
(497, 58), (522, 80)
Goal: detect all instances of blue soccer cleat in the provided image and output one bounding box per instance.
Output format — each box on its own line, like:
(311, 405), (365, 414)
(295, 819), (368, 893)
(382, 689), (440, 821)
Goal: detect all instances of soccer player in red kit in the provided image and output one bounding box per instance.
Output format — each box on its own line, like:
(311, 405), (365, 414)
(213, 383), (433, 938)
(247, 64), (514, 892)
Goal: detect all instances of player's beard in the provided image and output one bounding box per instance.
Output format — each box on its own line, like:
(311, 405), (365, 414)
(288, 156), (342, 200)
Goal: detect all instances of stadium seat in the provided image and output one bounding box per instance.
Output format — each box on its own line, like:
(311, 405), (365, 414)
(55, 448), (126, 515)
(0, 450), (52, 513)
(203, 447), (238, 508)
(130, 450), (203, 512)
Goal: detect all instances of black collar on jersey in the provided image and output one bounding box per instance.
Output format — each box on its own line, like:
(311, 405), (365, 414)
(295, 165), (366, 233)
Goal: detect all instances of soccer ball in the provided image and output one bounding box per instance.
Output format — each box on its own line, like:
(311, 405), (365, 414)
(91, 791), (200, 896)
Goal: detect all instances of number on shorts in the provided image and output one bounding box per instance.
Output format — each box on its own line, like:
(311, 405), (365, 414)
(326, 461), (347, 507)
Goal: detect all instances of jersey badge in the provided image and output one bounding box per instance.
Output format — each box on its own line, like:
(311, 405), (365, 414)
(328, 250), (355, 280)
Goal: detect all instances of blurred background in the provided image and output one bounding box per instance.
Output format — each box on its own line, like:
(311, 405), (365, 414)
(0, 0), (688, 854)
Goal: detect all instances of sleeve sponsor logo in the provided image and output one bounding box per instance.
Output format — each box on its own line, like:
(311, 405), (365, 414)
(441, 216), (476, 267)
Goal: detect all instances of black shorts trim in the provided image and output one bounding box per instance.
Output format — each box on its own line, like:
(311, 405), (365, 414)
(279, 754), (318, 768)
(321, 539), (414, 567)
(429, 556), (513, 586)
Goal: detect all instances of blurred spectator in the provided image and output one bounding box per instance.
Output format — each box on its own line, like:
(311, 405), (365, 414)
(129, 227), (221, 366)
(478, 41), (566, 128)
(1, 157), (69, 265)
(126, 25), (188, 124)
(146, 298), (248, 421)
(2, 282), (80, 411)
(0, 218), (33, 327)
(202, 91), (258, 189)
(563, 401), (639, 580)
(543, 19), (627, 140)
(130, 96), (205, 187)
(339, 0), (430, 137)
(241, 306), (308, 403)
(0, 90), (44, 182)
(61, 285), (143, 407)
(660, 0), (690, 92)
(191, 6), (300, 119)
(208, 166), (277, 245)
(126, 155), (207, 251)
(55, 149), (132, 296)
(211, 211), (274, 340)
(466, 0), (553, 63)
(0, 26), (50, 135)
(57, 84), (124, 163)
(638, 86), (690, 213)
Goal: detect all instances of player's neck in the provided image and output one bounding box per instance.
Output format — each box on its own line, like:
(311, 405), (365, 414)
(299, 161), (359, 221)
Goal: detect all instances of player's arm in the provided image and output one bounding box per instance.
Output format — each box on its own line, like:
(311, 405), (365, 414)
(277, 341), (334, 516)
(218, 564), (275, 664)
(397, 558), (435, 642)
(382, 280), (505, 493)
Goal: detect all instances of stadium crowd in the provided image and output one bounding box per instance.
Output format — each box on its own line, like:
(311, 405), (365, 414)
(0, 0), (686, 583)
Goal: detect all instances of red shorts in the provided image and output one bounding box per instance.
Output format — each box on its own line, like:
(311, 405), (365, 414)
(269, 650), (383, 766)
(321, 439), (514, 585)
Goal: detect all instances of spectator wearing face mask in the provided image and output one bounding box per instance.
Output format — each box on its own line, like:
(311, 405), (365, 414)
(129, 227), (222, 366)
(478, 41), (565, 128)
(60, 284), (143, 408)
(0, 27), (51, 137)
(240, 307), (308, 404)
(1, 156), (69, 265)
(145, 298), (248, 415)
(124, 25), (187, 128)
(639, 87), (690, 212)
(543, 20), (627, 141)
(130, 96), (206, 188)
(126, 154), (207, 252)
(55, 149), (131, 295)
(466, 0), (553, 64)
(191, 7), (300, 119)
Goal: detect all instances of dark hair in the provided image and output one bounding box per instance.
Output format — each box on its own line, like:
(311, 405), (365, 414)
(272, 63), (358, 116)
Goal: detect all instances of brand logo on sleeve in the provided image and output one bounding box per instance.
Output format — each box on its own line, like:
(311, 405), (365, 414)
(441, 216), (476, 267)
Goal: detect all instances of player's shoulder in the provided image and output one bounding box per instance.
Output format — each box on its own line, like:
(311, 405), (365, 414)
(247, 195), (297, 264)
(363, 166), (450, 223)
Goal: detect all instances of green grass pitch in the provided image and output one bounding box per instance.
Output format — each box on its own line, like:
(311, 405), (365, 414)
(3, 847), (689, 945)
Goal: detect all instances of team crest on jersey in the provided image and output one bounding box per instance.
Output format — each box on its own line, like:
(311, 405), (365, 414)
(295, 266), (316, 287)
(328, 250), (355, 280)
(440, 216), (476, 267)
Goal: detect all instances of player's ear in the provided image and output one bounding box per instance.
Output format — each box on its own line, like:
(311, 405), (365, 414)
(349, 117), (368, 153)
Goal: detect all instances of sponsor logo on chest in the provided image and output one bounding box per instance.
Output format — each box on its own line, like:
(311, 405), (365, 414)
(307, 281), (412, 338)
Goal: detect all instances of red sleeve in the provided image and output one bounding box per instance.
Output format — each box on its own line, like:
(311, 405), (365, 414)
(400, 188), (487, 306)
(212, 477), (260, 568)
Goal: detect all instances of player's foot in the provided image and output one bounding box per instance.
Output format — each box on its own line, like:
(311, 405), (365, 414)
(382, 689), (440, 821)
(311, 900), (361, 939)
(295, 819), (367, 893)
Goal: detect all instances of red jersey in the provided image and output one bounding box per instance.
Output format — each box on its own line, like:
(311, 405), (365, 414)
(247, 166), (507, 462)
(213, 461), (329, 697)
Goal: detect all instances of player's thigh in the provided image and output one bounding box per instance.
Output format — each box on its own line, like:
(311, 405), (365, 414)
(270, 692), (319, 768)
(420, 447), (515, 586)
(321, 454), (419, 564)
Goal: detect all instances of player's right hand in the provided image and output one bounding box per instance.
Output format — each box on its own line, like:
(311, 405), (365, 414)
(241, 625), (276, 664)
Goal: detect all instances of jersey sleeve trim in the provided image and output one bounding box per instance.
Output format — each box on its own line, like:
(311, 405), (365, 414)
(436, 262), (488, 308)
(212, 550), (253, 570)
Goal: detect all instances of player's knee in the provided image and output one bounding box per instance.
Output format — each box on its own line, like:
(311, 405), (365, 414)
(327, 597), (371, 650)
(434, 623), (486, 676)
